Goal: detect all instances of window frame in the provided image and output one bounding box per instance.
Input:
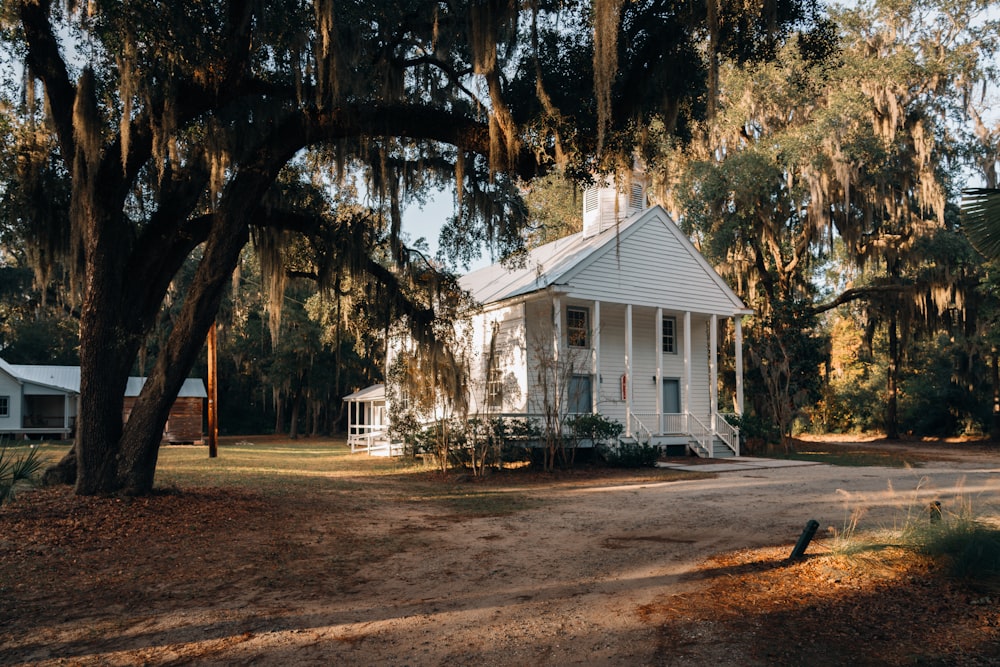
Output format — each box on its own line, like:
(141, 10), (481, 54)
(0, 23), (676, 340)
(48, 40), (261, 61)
(662, 316), (677, 354)
(485, 359), (504, 409)
(566, 374), (593, 415)
(566, 306), (590, 349)
(0, 395), (8, 418)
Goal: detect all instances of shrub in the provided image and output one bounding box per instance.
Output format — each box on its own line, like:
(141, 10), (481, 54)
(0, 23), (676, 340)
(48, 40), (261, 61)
(600, 440), (660, 468)
(0, 444), (44, 505)
(906, 504), (1000, 580)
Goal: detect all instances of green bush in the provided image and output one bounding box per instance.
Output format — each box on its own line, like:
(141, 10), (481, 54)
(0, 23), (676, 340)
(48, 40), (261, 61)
(600, 440), (660, 468)
(907, 508), (1000, 580)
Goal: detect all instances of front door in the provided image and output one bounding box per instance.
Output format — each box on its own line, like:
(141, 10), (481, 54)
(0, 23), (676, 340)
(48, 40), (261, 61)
(662, 379), (680, 414)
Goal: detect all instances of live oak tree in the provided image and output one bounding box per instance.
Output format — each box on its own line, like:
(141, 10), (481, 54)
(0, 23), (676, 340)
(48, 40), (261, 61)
(3, 0), (803, 495)
(664, 0), (999, 441)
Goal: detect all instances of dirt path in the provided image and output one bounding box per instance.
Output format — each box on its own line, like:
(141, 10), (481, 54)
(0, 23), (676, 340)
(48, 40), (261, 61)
(2, 445), (999, 665)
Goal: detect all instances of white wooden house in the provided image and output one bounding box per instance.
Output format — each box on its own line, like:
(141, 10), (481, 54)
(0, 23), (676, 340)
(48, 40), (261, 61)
(0, 358), (207, 442)
(348, 176), (751, 458)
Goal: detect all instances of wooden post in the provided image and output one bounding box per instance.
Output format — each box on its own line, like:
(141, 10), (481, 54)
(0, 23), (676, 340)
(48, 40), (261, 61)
(207, 321), (219, 458)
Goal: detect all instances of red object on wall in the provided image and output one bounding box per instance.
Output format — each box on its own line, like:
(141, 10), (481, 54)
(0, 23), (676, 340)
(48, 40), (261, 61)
(620, 374), (627, 400)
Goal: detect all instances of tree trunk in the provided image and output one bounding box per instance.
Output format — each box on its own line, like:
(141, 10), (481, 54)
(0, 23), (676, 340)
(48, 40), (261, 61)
(991, 348), (1000, 442)
(71, 178), (146, 494)
(289, 390), (300, 439)
(274, 388), (284, 434)
(886, 316), (900, 440)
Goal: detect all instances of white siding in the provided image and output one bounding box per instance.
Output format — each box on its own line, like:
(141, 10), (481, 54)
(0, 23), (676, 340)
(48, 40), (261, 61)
(597, 303), (626, 423)
(0, 372), (22, 430)
(688, 316), (712, 419)
(523, 298), (552, 415)
(564, 211), (743, 314)
(467, 303), (528, 414)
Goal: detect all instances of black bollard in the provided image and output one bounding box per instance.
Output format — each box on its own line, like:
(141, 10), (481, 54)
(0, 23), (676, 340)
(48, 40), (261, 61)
(789, 519), (820, 560)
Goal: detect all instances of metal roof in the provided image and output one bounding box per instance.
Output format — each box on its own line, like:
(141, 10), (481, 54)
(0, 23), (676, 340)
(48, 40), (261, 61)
(125, 377), (208, 399)
(2, 360), (206, 398)
(342, 384), (385, 402)
(6, 364), (81, 393)
(458, 209), (646, 305)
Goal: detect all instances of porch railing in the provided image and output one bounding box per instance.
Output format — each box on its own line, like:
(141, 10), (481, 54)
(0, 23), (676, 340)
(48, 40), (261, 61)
(715, 413), (740, 457)
(627, 411), (652, 444)
(348, 424), (388, 452)
(686, 413), (713, 457)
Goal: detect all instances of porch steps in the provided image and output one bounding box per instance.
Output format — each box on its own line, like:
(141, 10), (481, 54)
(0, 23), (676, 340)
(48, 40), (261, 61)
(688, 437), (736, 459)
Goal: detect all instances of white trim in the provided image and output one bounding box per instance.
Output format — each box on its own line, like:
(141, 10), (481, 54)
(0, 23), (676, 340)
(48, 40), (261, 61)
(592, 300), (601, 413)
(625, 303), (633, 436)
(684, 311), (692, 416)
(710, 314), (718, 429)
(655, 307), (663, 428)
(735, 316), (744, 415)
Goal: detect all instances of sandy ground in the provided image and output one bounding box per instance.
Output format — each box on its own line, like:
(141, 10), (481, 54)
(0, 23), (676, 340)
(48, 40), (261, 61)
(2, 443), (999, 666)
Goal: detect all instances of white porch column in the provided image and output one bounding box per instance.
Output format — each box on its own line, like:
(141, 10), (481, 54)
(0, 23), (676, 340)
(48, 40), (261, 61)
(710, 314), (718, 429)
(553, 295), (561, 414)
(552, 295), (561, 365)
(683, 311), (692, 422)
(63, 394), (70, 434)
(625, 303), (633, 436)
(655, 307), (663, 434)
(734, 316), (744, 415)
(592, 300), (601, 413)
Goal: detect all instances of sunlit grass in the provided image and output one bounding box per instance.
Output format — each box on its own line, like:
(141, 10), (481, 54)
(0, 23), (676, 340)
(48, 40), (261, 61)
(153, 437), (433, 493)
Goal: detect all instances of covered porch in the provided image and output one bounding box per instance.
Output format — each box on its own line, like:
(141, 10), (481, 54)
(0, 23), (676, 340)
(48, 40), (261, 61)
(343, 384), (401, 456)
(543, 295), (749, 458)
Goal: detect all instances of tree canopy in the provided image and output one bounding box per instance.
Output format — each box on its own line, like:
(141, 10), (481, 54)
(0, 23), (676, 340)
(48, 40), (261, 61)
(0, 0), (808, 495)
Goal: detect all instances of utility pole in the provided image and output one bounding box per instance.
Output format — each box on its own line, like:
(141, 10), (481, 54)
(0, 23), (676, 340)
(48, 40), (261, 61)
(207, 321), (219, 458)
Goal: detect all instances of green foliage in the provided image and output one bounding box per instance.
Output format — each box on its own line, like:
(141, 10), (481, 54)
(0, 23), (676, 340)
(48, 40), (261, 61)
(962, 188), (1000, 260)
(0, 444), (44, 505)
(906, 505), (1000, 581)
(897, 334), (990, 437)
(724, 412), (780, 453)
(406, 416), (537, 472)
(599, 440), (660, 468)
(565, 413), (623, 444)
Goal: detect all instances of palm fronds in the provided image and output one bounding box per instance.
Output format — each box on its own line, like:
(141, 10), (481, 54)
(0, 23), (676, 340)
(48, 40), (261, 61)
(0, 444), (44, 505)
(961, 188), (1000, 260)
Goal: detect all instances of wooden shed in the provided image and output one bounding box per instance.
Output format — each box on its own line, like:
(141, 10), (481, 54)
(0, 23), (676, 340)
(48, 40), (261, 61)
(124, 378), (208, 444)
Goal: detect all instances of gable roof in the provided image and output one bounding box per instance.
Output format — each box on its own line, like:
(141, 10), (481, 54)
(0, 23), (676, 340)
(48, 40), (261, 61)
(343, 384), (385, 402)
(0, 359), (206, 398)
(459, 205), (750, 315)
(4, 363), (80, 394)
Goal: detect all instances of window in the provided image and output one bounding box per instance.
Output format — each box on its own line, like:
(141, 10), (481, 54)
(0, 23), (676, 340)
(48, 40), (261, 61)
(486, 362), (504, 409)
(567, 306), (589, 348)
(0, 396), (8, 418)
(567, 375), (593, 414)
(662, 316), (677, 354)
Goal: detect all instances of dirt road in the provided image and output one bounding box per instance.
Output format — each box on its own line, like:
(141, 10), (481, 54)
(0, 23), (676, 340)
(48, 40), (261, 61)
(2, 444), (999, 665)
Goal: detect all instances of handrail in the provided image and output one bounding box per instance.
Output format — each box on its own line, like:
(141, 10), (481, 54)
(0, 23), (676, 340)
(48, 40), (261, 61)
(687, 413), (713, 457)
(628, 411), (652, 444)
(348, 424), (388, 452)
(714, 413), (740, 457)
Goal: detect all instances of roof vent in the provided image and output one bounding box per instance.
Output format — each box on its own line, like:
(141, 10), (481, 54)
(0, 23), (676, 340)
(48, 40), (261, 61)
(582, 173), (647, 238)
